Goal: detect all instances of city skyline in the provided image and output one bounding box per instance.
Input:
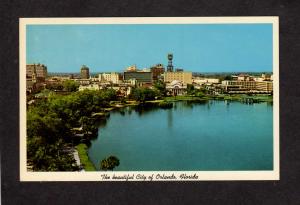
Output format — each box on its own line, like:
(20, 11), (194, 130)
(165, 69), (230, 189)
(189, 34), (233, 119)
(27, 24), (273, 73)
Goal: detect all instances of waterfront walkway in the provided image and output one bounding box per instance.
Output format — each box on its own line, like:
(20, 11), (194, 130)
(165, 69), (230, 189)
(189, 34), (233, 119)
(72, 148), (85, 172)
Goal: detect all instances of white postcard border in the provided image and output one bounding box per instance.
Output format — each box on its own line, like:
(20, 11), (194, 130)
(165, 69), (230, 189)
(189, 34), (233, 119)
(20, 17), (279, 181)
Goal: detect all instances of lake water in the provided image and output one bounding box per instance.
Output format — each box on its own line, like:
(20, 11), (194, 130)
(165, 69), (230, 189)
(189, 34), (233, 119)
(88, 100), (273, 171)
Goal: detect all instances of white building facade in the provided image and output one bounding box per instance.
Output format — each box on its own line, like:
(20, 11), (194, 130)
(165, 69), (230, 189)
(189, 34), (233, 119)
(166, 80), (188, 96)
(99, 72), (120, 84)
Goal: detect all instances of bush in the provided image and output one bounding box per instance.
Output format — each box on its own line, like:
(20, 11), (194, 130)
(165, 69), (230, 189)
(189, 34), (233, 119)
(100, 156), (120, 171)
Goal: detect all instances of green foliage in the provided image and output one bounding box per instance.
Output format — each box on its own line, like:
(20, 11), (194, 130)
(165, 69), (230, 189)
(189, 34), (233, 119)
(46, 83), (64, 91)
(27, 137), (78, 171)
(153, 81), (167, 97)
(63, 80), (79, 92)
(187, 84), (195, 95)
(35, 89), (55, 98)
(100, 156), (120, 171)
(130, 87), (157, 102)
(27, 89), (117, 171)
(76, 143), (96, 171)
(224, 75), (233, 80)
(195, 91), (205, 97)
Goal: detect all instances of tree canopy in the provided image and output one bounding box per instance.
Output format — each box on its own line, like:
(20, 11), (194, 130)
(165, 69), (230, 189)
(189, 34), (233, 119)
(130, 87), (158, 102)
(27, 89), (117, 171)
(63, 80), (79, 92)
(153, 81), (167, 97)
(187, 84), (195, 95)
(100, 156), (120, 171)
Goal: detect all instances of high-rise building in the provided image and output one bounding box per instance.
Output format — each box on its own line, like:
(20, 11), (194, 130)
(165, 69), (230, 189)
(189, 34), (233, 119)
(99, 72), (120, 84)
(26, 63), (48, 81)
(164, 71), (192, 84)
(124, 71), (152, 84)
(167, 53), (174, 72)
(80, 65), (90, 79)
(150, 64), (165, 81)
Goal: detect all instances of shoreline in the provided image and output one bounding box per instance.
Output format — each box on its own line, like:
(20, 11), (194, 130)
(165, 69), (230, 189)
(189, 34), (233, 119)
(75, 143), (96, 171)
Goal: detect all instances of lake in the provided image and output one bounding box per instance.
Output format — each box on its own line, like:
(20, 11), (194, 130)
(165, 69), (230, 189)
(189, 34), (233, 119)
(88, 100), (273, 171)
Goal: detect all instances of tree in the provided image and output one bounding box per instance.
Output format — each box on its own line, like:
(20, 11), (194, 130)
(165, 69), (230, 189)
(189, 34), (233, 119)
(100, 156), (120, 171)
(224, 75), (233, 80)
(26, 88), (121, 171)
(195, 91), (205, 97)
(46, 83), (64, 91)
(63, 80), (79, 92)
(153, 81), (167, 97)
(130, 88), (157, 102)
(187, 84), (195, 95)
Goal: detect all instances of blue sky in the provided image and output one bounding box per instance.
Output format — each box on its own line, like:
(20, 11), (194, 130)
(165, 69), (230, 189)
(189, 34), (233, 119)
(26, 24), (273, 73)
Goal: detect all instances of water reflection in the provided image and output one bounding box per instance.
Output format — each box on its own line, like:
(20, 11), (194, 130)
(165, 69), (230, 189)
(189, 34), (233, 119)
(184, 101), (194, 109)
(224, 100), (230, 111)
(167, 109), (173, 128)
(133, 103), (160, 117)
(173, 102), (177, 110)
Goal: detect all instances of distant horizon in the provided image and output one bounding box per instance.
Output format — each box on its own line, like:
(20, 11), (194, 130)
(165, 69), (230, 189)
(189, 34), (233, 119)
(27, 24), (273, 73)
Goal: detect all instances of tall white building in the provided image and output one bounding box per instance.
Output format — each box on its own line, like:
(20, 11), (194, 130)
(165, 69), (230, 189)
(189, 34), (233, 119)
(99, 72), (120, 84)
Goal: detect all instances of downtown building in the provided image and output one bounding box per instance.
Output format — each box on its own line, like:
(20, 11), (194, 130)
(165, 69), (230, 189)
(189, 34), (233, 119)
(99, 72), (122, 84)
(124, 70), (153, 84)
(164, 71), (192, 84)
(123, 65), (152, 85)
(26, 63), (48, 82)
(26, 63), (48, 93)
(166, 80), (188, 96)
(150, 64), (165, 81)
(80, 65), (90, 79)
(255, 81), (273, 92)
(222, 80), (273, 93)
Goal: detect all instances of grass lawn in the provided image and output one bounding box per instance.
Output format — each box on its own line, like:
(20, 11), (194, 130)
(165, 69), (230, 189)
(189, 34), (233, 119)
(145, 100), (164, 103)
(76, 143), (96, 171)
(163, 95), (209, 101)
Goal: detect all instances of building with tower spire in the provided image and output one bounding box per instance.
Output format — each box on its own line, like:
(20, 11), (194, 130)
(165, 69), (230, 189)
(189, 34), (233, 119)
(164, 53), (192, 84)
(31, 67), (37, 83)
(80, 65), (90, 79)
(167, 53), (174, 72)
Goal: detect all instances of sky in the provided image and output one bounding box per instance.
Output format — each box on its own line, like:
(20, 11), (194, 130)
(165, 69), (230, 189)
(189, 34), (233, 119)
(26, 24), (273, 73)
